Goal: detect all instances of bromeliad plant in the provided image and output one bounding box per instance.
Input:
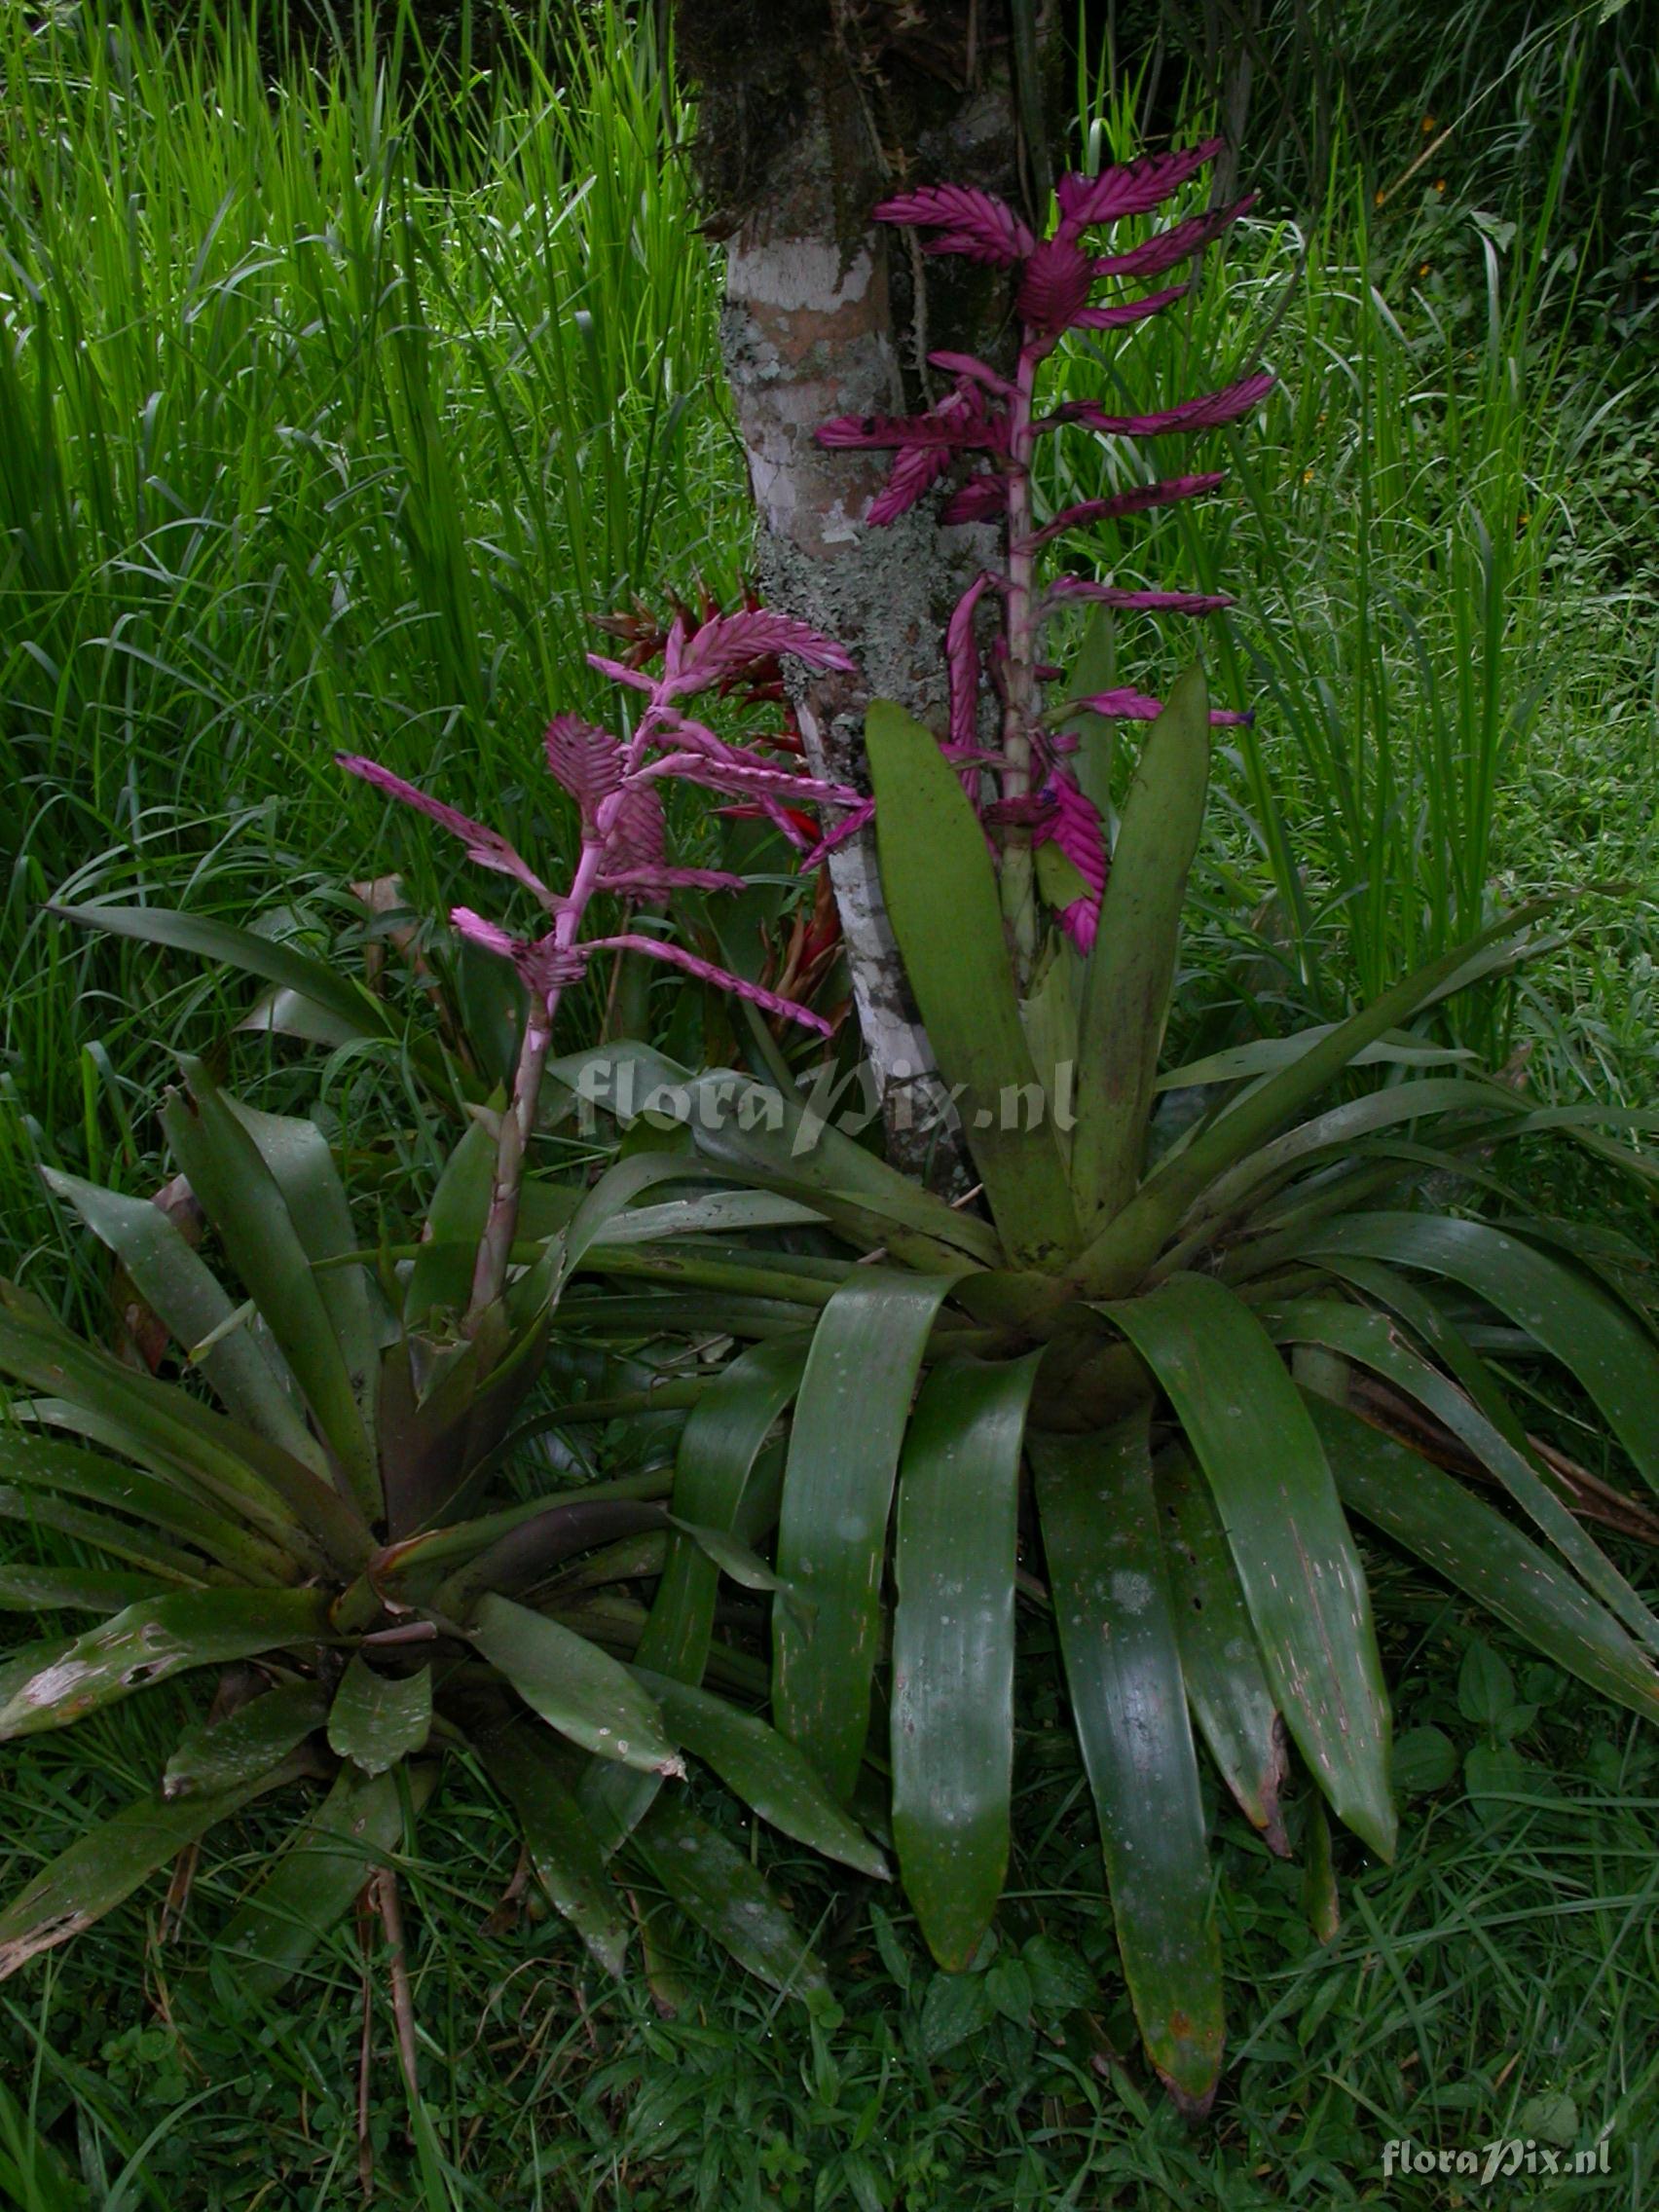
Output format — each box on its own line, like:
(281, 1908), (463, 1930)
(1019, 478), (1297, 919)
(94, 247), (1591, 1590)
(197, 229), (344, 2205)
(0, 612), (888, 2001)
(539, 139), (1659, 2113)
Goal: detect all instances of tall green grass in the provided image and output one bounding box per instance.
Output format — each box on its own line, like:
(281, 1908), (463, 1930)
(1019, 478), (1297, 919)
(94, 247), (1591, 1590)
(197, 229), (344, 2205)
(1, 0), (743, 1292)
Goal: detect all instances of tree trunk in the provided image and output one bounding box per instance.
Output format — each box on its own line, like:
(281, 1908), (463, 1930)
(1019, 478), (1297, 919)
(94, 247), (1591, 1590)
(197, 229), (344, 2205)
(675, 1), (1062, 1173)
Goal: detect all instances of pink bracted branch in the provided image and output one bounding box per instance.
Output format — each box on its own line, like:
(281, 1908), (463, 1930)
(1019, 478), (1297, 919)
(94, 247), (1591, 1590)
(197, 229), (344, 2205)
(340, 611), (858, 1327)
(817, 137), (1271, 972)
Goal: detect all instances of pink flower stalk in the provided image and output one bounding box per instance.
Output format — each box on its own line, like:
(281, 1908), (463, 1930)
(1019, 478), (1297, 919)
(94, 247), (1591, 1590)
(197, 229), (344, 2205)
(341, 609), (859, 1323)
(818, 138), (1269, 967)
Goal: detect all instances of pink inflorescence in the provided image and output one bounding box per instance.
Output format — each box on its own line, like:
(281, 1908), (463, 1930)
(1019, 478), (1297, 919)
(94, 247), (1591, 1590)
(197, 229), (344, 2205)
(340, 610), (862, 1039)
(817, 137), (1268, 950)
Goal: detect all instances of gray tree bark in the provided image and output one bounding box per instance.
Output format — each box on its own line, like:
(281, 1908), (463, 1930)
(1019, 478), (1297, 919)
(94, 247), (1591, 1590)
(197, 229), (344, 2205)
(675, 2), (1062, 1173)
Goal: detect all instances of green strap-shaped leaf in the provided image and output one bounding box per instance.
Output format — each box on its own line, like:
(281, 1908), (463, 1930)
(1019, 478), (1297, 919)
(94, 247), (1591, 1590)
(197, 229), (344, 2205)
(1030, 1414), (1225, 2117)
(1180, 1077), (1523, 1233)
(0, 1431), (294, 1586)
(0, 1478), (210, 1586)
(629, 1796), (828, 2001)
(48, 903), (399, 1038)
(866, 699), (1081, 1269)
(218, 1761), (435, 2002)
(0, 1753), (310, 1980)
(1073, 665), (1211, 1224)
(634, 1669), (887, 1878)
(645, 1335), (809, 1682)
(1153, 1445), (1290, 1856)
(1296, 1213), (1659, 1497)
(547, 1049), (1002, 1270)
(891, 1352), (1042, 1970)
(479, 1720), (630, 1976)
(40, 1167), (322, 1470)
(221, 1089), (383, 1468)
(773, 1271), (957, 1800)
(0, 1293), (365, 1573)
(1108, 1273), (1396, 1859)
(165, 1680), (329, 1797)
(0, 1564), (166, 1612)
(0, 1588), (331, 1741)
(155, 1088), (373, 1522)
(161, 1072), (379, 1520)
(468, 1592), (682, 1776)
(327, 1655), (432, 1776)
(1305, 1392), (1659, 1725)
(1069, 903), (1549, 1297)
(403, 1119), (502, 1328)
(1268, 1295), (1659, 1655)
(580, 1336), (808, 1855)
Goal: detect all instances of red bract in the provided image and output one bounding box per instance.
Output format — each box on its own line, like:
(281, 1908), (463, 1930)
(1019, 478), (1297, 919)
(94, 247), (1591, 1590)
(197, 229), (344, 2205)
(1015, 237), (1097, 338)
(1046, 579), (1235, 615)
(543, 715), (622, 820)
(341, 608), (864, 1046)
(1090, 196), (1258, 279)
(1041, 369), (1276, 439)
(940, 473), (1011, 525)
(1075, 688), (1253, 726)
(1023, 475), (1227, 553)
(1036, 773), (1110, 951)
(819, 130), (1263, 963)
(1053, 138), (1225, 233)
(872, 183), (1035, 266)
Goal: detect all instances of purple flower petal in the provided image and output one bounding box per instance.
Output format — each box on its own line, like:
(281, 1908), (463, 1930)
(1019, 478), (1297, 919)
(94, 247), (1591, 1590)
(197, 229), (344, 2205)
(338, 755), (557, 909)
(873, 184), (1035, 267)
(867, 441), (953, 525)
(1015, 237), (1097, 336)
(1046, 578), (1235, 615)
(1091, 195), (1258, 280)
(940, 472), (1011, 525)
(1023, 473), (1226, 551)
(589, 933), (833, 1037)
(1054, 139), (1225, 234)
(1041, 369), (1276, 439)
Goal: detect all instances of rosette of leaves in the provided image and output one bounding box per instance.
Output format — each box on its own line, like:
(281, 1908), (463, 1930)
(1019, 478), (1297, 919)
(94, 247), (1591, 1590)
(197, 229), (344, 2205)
(498, 143), (1659, 2114)
(0, 609), (896, 2005)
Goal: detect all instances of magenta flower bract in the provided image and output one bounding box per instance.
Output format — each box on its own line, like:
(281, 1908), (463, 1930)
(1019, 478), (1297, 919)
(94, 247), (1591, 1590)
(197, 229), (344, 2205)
(339, 608), (861, 1043)
(816, 135), (1268, 956)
